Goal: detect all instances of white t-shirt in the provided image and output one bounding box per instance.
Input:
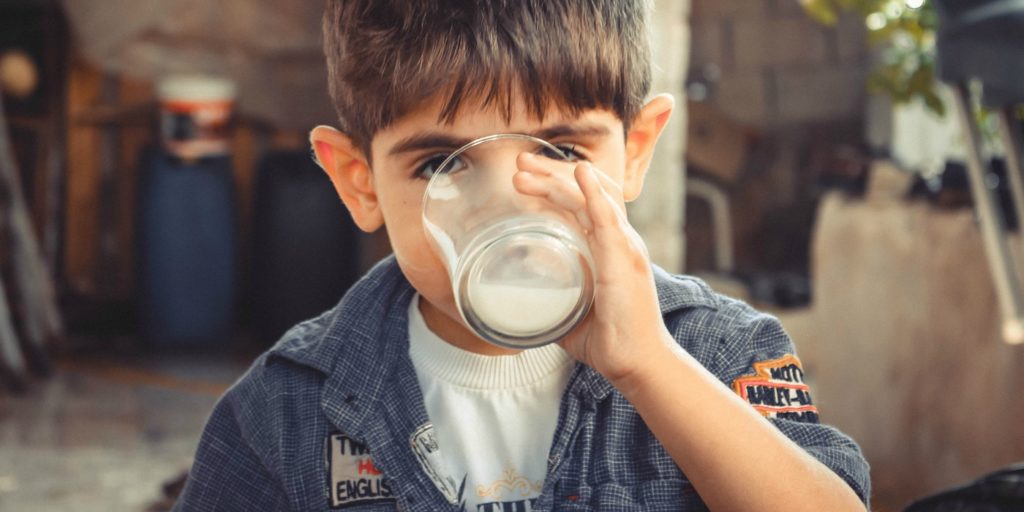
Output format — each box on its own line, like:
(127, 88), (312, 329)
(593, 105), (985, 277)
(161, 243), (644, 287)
(407, 295), (574, 512)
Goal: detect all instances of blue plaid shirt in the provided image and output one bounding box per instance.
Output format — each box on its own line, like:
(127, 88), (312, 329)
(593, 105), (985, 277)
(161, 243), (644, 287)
(173, 256), (870, 511)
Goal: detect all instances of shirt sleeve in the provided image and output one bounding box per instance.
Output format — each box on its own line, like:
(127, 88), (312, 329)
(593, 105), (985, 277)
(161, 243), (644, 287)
(715, 308), (872, 506)
(172, 392), (290, 511)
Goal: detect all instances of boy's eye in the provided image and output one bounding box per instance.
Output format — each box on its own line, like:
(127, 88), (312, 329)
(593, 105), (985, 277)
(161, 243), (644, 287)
(415, 154), (467, 179)
(538, 144), (586, 162)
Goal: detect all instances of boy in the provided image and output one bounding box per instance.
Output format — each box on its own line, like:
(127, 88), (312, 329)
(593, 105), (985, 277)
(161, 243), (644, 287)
(174, 1), (870, 510)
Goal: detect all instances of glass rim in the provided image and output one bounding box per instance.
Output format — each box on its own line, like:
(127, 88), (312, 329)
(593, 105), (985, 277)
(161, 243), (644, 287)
(421, 133), (569, 219)
(433, 133), (568, 173)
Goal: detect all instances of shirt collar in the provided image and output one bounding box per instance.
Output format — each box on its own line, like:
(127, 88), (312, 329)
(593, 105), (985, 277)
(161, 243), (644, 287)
(653, 264), (721, 314)
(266, 257), (720, 407)
(266, 255), (412, 375)
(265, 256), (414, 436)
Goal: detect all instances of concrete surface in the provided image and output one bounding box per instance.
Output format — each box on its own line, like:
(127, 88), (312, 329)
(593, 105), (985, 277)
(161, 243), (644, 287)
(0, 354), (248, 511)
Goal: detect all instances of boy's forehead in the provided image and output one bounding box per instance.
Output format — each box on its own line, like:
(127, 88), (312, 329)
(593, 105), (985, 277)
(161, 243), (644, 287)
(373, 95), (623, 155)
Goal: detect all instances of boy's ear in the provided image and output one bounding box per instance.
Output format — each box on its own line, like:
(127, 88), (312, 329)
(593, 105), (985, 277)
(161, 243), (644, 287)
(623, 94), (675, 201)
(309, 125), (384, 233)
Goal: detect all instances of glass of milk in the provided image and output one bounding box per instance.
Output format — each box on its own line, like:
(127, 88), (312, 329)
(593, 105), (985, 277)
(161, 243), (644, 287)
(422, 134), (595, 349)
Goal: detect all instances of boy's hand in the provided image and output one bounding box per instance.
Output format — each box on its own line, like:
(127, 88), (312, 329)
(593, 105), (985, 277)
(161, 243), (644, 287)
(513, 154), (678, 384)
(516, 153), (868, 512)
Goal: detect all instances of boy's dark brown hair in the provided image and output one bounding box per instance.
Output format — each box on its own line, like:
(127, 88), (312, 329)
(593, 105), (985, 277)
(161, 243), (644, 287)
(322, 0), (653, 155)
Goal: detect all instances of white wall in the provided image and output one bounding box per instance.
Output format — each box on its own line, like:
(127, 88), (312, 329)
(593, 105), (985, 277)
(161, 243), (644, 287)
(631, 0), (691, 273)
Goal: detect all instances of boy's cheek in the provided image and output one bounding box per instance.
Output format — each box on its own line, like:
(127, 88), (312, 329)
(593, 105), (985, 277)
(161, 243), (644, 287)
(392, 245), (452, 299)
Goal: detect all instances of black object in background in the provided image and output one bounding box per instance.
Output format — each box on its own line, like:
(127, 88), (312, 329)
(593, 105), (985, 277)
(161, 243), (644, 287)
(935, 0), (1024, 108)
(249, 150), (359, 343)
(906, 159), (1019, 231)
(904, 463), (1024, 512)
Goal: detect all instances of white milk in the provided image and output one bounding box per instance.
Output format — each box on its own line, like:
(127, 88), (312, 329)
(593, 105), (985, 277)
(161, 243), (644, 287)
(468, 282), (581, 335)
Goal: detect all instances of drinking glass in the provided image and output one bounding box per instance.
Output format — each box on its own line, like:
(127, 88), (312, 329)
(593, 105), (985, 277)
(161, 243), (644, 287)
(422, 134), (595, 348)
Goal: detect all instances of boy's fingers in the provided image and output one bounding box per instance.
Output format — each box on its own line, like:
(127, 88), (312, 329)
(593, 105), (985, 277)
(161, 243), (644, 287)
(576, 163), (626, 238)
(516, 152), (576, 177)
(519, 152), (625, 206)
(590, 167), (627, 210)
(515, 155), (631, 242)
(513, 166), (593, 231)
(516, 152), (554, 175)
(512, 171), (585, 211)
(576, 163), (652, 283)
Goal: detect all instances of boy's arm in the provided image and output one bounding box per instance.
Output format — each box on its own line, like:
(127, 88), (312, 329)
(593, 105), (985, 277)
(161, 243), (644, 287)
(713, 313), (870, 502)
(516, 161), (867, 511)
(611, 329), (867, 512)
(173, 391), (290, 512)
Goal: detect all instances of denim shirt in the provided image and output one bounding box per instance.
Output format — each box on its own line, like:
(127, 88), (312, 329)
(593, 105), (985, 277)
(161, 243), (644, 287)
(173, 256), (870, 511)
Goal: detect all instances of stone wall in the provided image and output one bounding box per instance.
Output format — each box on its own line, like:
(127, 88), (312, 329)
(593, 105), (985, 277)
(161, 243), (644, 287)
(686, 0), (873, 276)
(690, 0), (870, 127)
(629, 0), (691, 273)
(782, 168), (1024, 509)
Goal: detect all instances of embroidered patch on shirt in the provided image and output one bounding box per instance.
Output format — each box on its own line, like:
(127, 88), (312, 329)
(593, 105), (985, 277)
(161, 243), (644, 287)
(731, 354), (819, 422)
(326, 433), (395, 509)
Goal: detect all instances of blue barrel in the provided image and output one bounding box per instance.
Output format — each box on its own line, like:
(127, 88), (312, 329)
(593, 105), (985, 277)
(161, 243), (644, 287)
(137, 149), (237, 347)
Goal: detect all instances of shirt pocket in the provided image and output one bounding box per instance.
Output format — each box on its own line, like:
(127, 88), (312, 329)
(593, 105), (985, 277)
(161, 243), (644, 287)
(556, 479), (706, 511)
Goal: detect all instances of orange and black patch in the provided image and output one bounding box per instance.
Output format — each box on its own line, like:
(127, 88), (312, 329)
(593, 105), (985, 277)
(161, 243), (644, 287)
(731, 355), (819, 423)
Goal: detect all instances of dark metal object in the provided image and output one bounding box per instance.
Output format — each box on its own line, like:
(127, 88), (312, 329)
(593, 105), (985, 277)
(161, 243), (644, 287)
(904, 463), (1024, 511)
(936, 0), (1024, 343)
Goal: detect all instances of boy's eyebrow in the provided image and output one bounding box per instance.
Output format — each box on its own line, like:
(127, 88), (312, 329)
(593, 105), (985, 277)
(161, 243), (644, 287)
(389, 134), (473, 156)
(388, 122), (613, 156)
(530, 122), (611, 142)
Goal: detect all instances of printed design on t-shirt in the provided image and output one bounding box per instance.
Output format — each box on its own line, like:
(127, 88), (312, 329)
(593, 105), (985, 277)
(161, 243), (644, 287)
(456, 466), (543, 512)
(731, 354), (819, 423)
(326, 432), (395, 509)
(476, 467), (543, 500)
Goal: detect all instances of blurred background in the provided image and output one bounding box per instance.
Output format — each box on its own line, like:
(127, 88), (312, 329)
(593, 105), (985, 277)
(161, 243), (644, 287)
(0, 0), (1022, 510)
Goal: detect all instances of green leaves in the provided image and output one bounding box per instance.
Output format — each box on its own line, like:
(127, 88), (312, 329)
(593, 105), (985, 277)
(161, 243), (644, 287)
(801, 0), (843, 25)
(801, 0), (875, 25)
(800, 0), (945, 116)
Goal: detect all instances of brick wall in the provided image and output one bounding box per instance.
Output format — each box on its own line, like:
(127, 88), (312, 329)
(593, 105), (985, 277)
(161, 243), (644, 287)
(690, 0), (869, 127)
(631, 0), (690, 274)
(686, 0), (873, 277)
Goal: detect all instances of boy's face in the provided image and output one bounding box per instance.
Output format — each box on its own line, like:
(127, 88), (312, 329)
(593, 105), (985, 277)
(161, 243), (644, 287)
(312, 94), (671, 351)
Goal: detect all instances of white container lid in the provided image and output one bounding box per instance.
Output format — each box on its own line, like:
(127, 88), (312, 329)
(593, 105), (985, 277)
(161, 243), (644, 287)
(157, 75), (236, 102)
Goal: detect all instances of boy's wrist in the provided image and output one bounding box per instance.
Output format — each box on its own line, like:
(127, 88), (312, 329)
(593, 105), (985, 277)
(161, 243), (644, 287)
(603, 328), (688, 395)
